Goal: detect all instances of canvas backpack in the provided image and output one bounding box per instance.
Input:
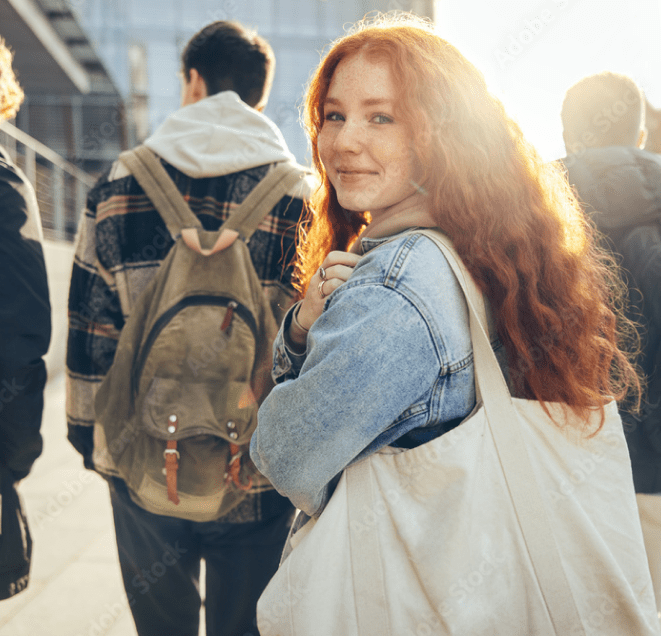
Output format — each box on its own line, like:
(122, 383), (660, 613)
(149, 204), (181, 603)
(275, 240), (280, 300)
(93, 145), (305, 521)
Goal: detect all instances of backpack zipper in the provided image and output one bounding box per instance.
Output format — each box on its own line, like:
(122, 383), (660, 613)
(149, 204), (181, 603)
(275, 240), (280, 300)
(132, 295), (258, 397)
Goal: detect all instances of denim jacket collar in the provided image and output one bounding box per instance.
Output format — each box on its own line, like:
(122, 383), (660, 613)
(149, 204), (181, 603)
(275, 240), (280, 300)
(357, 226), (436, 255)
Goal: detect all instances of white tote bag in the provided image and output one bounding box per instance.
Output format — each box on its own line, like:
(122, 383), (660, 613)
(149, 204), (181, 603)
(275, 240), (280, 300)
(257, 229), (661, 636)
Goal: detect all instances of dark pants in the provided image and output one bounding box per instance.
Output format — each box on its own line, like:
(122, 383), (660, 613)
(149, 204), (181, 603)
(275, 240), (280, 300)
(109, 478), (294, 636)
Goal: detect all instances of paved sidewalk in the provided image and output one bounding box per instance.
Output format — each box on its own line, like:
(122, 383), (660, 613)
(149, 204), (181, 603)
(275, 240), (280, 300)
(0, 239), (139, 634)
(0, 374), (139, 636)
(0, 240), (208, 635)
(0, 239), (210, 635)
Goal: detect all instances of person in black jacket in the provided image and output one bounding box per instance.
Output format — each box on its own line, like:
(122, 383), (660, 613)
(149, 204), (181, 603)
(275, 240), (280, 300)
(561, 71), (661, 612)
(0, 36), (51, 599)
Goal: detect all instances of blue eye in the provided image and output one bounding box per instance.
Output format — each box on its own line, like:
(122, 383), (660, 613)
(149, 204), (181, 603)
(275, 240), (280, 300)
(372, 114), (393, 124)
(325, 111), (344, 122)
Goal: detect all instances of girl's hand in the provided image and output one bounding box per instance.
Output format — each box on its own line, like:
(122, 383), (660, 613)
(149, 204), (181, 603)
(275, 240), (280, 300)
(289, 252), (361, 347)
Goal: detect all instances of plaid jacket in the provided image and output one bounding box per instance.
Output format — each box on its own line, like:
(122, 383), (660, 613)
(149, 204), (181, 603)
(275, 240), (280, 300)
(66, 157), (310, 521)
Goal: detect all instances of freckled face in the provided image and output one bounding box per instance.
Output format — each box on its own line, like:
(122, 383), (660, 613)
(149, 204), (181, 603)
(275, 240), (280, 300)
(318, 53), (422, 219)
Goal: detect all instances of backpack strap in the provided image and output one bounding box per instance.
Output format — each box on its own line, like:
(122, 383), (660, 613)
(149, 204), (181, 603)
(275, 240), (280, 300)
(119, 145), (203, 234)
(218, 160), (305, 241)
(119, 146), (306, 256)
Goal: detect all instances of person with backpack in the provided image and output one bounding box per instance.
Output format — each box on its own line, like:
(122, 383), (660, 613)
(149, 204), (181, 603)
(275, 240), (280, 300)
(66, 21), (311, 636)
(561, 71), (661, 614)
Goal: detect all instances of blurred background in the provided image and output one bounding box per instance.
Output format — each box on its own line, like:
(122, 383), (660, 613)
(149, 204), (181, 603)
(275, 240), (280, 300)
(1, 1), (660, 634)
(0, 0), (659, 242)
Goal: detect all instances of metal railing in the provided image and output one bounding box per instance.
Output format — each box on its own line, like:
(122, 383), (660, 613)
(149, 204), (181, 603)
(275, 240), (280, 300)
(0, 120), (97, 242)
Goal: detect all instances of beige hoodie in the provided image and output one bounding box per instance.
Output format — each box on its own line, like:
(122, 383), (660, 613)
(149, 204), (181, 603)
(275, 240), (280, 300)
(112, 90), (298, 180)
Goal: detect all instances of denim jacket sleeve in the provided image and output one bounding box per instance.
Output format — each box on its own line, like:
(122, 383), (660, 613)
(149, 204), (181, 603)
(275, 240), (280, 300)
(251, 232), (485, 516)
(252, 278), (442, 515)
(270, 302), (309, 383)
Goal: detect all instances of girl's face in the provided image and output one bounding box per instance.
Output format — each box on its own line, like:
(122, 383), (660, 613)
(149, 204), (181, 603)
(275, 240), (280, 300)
(318, 53), (423, 220)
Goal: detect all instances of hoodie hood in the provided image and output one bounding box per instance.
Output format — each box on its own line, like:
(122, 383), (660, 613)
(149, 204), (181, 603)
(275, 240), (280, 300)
(562, 146), (661, 231)
(144, 91), (296, 179)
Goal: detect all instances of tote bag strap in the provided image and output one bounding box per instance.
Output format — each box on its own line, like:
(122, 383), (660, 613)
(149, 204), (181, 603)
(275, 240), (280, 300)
(347, 229), (583, 636)
(347, 458), (392, 635)
(417, 229), (584, 634)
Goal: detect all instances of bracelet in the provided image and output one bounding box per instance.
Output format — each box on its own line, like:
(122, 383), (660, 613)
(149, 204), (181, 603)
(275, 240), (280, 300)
(291, 304), (309, 333)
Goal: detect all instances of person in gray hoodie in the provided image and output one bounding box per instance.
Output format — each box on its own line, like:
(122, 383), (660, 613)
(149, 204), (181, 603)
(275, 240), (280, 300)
(66, 21), (311, 636)
(561, 71), (661, 613)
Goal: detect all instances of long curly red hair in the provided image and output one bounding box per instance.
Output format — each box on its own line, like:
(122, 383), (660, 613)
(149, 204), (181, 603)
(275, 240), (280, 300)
(295, 13), (639, 425)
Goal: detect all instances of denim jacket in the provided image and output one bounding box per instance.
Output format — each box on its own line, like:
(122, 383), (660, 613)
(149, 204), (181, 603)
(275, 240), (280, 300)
(250, 230), (506, 516)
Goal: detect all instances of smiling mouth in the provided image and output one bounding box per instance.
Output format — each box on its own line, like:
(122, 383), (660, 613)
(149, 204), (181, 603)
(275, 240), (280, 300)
(337, 170), (376, 180)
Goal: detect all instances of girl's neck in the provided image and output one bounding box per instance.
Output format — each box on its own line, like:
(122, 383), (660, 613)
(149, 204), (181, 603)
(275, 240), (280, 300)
(351, 202), (437, 253)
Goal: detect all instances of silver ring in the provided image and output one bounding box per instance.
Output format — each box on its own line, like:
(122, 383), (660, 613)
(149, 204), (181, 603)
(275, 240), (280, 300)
(318, 280), (327, 299)
(318, 266), (327, 281)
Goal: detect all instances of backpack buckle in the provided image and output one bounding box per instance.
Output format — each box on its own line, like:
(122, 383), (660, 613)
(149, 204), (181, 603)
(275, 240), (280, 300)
(163, 448), (181, 460)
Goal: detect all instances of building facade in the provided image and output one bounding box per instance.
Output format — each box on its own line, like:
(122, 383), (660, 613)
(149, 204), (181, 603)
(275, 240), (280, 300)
(74, 0), (436, 163)
(0, 0), (126, 238)
(0, 0), (435, 239)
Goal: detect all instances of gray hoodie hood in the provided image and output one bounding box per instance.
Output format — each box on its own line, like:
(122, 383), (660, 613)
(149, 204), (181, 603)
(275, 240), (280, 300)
(143, 91), (296, 179)
(562, 146), (661, 232)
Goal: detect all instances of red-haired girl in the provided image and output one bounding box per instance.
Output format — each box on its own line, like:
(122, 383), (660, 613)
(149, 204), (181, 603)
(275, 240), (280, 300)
(250, 14), (638, 521)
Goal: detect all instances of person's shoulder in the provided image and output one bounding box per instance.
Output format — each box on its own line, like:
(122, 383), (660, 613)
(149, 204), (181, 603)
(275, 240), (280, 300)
(289, 165), (317, 201)
(620, 219), (661, 255)
(351, 230), (455, 289)
(263, 161), (317, 202)
(341, 230), (472, 351)
(0, 147), (18, 179)
(397, 231), (461, 281)
(81, 164), (124, 217)
(0, 148), (41, 236)
(0, 147), (30, 198)
(566, 145), (661, 172)
(105, 158), (130, 182)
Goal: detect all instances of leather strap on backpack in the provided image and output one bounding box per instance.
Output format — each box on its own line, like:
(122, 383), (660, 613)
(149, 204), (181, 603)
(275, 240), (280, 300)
(225, 443), (253, 491)
(164, 414), (180, 505)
